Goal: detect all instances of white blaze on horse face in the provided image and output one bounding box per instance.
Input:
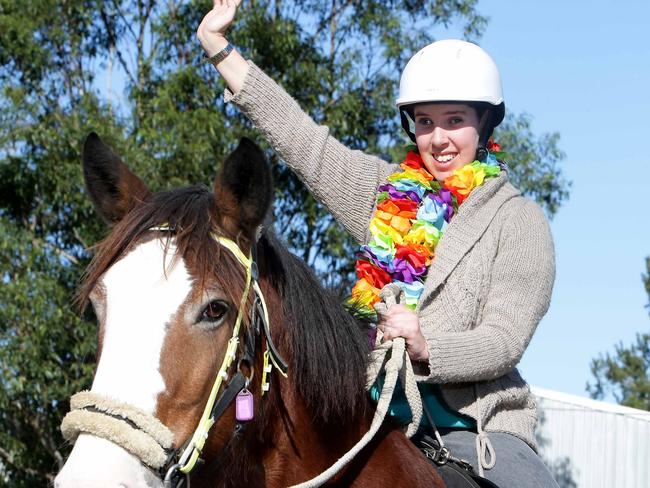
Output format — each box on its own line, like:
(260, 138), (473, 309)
(92, 238), (192, 411)
(55, 238), (191, 488)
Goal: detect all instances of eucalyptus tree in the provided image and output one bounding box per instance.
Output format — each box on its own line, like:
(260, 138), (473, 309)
(0, 1), (568, 483)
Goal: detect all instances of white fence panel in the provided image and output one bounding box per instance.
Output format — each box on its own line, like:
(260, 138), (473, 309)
(532, 386), (650, 488)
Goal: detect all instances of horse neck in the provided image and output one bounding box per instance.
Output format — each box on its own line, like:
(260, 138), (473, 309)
(253, 296), (444, 487)
(262, 377), (368, 486)
(196, 396), (443, 488)
(252, 286), (436, 486)
(261, 385), (444, 488)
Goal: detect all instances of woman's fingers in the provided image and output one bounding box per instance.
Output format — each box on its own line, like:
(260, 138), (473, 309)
(380, 324), (392, 342)
(198, 0), (241, 41)
(376, 304), (429, 361)
(378, 305), (417, 339)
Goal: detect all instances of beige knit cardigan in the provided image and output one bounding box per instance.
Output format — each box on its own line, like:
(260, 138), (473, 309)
(225, 62), (556, 451)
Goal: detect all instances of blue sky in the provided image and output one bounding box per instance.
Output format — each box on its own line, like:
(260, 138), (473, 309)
(460, 0), (650, 399)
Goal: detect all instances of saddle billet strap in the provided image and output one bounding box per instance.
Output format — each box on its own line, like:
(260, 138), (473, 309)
(417, 436), (500, 488)
(420, 437), (472, 469)
(419, 398), (501, 488)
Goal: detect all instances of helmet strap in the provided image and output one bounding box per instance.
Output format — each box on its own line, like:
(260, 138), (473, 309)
(475, 109), (491, 162)
(400, 109), (416, 143)
(476, 144), (488, 162)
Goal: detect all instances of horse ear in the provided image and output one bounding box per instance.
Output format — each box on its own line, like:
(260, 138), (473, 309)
(82, 132), (151, 224)
(214, 137), (272, 236)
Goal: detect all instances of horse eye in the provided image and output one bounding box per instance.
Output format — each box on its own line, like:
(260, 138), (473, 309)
(200, 300), (228, 323)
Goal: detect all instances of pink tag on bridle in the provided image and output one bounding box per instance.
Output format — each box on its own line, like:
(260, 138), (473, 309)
(235, 389), (254, 422)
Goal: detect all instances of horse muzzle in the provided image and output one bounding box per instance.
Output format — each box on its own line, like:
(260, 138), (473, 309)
(61, 390), (174, 469)
(56, 390), (188, 487)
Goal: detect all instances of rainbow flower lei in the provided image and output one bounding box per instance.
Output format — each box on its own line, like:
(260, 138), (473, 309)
(350, 147), (502, 318)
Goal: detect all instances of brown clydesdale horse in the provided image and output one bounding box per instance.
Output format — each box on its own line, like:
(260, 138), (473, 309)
(54, 134), (444, 488)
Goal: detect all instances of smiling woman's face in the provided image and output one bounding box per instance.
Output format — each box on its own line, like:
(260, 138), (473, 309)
(413, 103), (480, 181)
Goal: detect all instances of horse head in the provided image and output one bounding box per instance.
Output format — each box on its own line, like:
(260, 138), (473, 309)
(55, 133), (277, 487)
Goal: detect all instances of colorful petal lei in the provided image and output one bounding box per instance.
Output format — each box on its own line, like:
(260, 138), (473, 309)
(350, 148), (502, 318)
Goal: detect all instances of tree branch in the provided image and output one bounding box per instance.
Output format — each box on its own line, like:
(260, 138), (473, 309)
(100, 6), (137, 86)
(0, 445), (43, 478)
(31, 238), (80, 265)
(73, 228), (90, 251)
(112, 0), (138, 41)
(292, 0), (354, 66)
(26, 414), (65, 470)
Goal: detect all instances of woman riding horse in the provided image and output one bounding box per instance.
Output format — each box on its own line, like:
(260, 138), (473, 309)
(196, 1), (559, 486)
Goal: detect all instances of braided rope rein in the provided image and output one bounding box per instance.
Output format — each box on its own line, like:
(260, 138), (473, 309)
(290, 284), (422, 488)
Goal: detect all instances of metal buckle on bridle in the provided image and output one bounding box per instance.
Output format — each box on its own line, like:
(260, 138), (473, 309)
(420, 439), (451, 466)
(163, 463), (190, 488)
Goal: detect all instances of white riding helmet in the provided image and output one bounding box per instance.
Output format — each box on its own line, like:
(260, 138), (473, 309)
(397, 39), (505, 144)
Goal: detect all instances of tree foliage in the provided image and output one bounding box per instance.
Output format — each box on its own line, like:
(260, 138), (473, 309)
(0, 0), (569, 483)
(495, 114), (568, 217)
(587, 258), (650, 411)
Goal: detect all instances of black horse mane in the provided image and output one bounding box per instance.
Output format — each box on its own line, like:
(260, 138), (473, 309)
(257, 232), (371, 427)
(80, 185), (371, 429)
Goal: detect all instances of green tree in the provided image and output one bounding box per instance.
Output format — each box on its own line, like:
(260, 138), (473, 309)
(587, 258), (650, 411)
(0, 1), (569, 484)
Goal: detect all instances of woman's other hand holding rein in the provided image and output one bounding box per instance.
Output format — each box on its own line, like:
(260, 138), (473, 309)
(378, 304), (430, 363)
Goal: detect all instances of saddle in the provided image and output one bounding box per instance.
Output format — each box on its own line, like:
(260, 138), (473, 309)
(414, 432), (500, 488)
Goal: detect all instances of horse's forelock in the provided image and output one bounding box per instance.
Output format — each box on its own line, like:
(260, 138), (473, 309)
(78, 185), (249, 313)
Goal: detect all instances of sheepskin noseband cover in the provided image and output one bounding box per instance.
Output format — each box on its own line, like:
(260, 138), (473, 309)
(61, 391), (174, 469)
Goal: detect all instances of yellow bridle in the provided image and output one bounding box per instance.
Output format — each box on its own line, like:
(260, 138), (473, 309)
(172, 233), (288, 477)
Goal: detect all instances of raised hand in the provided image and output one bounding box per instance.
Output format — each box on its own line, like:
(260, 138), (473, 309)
(197, 0), (242, 56)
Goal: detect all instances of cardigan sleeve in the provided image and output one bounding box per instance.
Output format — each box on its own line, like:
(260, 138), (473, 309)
(224, 61), (396, 244)
(422, 199), (556, 383)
